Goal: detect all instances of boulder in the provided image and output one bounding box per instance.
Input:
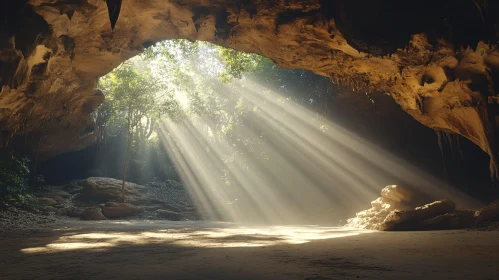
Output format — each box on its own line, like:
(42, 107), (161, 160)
(474, 199), (499, 223)
(345, 185), (436, 230)
(38, 197), (58, 206)
(81, 207), (106, 220)
(381, 199), (456, 231)
(156, 209), (182, 221)
(56, 207), (85, 218)
(80, 177), (146, 203)
(101, 202), (142, 219)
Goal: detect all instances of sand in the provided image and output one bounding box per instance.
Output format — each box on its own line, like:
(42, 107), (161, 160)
(1, 220), (498, 280)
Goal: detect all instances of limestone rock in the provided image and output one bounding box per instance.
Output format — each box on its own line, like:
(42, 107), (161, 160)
(381, 199), (456, 231)
(81, 207), (106, 220)
(80, 177), (146, 203)
(101, 202), (142, 219)
(346, 185), (436, 230)
(156, 209), (182, 221)
(474, 199), (499, 222)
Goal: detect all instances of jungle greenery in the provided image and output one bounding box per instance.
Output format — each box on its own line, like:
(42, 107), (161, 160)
(0, 151), (43, 207)
(94, 39), (330, 194)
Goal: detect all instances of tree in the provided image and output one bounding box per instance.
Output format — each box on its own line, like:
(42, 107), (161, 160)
(99, 40), (270, 200)
(99, 62), (181, 201)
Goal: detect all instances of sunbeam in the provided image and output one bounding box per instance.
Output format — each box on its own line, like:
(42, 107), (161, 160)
(156, 75), (481, 226)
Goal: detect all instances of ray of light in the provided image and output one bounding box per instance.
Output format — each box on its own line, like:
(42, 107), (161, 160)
(155, 74), (482, 225)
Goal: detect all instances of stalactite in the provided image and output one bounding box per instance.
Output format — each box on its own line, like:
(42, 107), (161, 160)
(436, 130), (448, 182)
(446, 132), (455, 159)
(456, 134), (464, 160)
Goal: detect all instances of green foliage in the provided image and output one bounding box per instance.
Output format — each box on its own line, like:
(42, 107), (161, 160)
(0, 151), (39, 207)
(0, 152), (30, 196)
(217, 47), (270, 82)
(99, 62), (185, 143)
(142, 39), (270, 83)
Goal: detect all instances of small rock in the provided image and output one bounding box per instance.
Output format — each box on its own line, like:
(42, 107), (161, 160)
(156, 209), (182, 221)
(38, 197), (58, 206)
(81, 207), (106, 220)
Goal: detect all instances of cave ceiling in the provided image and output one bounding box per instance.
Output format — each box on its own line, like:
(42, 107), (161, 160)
(1, 0), (499, 177)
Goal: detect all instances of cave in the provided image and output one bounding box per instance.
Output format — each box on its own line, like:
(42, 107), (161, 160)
(1, 1), (499, 279)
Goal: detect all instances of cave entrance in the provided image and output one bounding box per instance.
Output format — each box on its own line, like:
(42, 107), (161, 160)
(38, 39), (469, 225)
(32, 39), (487, 227)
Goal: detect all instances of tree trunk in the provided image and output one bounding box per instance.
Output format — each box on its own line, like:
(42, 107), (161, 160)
(122, 103), (133, 202)
(122, 128), (132, 202)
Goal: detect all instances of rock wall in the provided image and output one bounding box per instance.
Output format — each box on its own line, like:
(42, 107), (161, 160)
(2, 0), (499, 178)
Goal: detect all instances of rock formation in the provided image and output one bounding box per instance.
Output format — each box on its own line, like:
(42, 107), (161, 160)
(347, 185), (499, 230)
(2, 0), (499, 178)
(31, 177), (195, 220)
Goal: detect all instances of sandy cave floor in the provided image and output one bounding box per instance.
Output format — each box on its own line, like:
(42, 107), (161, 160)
(1, 220), (499, 280)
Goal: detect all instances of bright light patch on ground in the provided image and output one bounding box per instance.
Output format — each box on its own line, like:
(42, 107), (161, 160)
(21, 224), (369, 254)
